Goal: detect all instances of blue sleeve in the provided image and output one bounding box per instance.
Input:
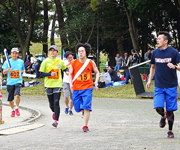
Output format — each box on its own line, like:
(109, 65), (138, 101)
(175, 51), (180, 64)
(40, 72), (51, 77)
(151, 51), (155, 64)
(41, 57), (44, 61)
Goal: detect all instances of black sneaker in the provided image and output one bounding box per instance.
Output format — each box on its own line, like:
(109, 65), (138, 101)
(159, 112), (167, 128)
(82, 126), (89, 132)
(167, 131), (174, 138)
(159, 117), (166, 128)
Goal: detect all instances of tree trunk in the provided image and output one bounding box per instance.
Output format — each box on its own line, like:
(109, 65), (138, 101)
(122, 0), (139, 50)
(1, 0), (37, 60)
(51, 11), (57, 45)
(116, 37), (124, 56)
(43, 0), (49, 54)
(54, 0), (68, 58)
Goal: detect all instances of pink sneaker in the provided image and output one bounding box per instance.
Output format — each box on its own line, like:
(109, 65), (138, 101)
(52, 121), (58, 127)
(15, 109), (20, 116)
(11, 110), (15, 117)
(52, 113), (55, 120)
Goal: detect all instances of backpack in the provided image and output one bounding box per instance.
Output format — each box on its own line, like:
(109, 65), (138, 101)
(98, 81), (106, 88)
(142, 73), (148, 81)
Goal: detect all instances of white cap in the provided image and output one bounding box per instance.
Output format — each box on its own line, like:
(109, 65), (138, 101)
(11, 48), (19, 53)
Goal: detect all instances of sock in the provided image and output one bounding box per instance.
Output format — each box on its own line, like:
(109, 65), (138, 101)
(15, 106), (18, 110)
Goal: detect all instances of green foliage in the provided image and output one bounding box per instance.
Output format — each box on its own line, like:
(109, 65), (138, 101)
(90, 0), (98, 11)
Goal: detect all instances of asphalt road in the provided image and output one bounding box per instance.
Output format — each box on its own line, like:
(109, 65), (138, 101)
(1, 95), (180, 150)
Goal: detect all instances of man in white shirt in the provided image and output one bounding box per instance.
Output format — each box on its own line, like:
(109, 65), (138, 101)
(63, 51), (74, 115)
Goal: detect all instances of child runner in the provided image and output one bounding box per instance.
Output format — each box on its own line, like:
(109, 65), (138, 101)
(40, 45), (68, 127)
(63, 51), (74, 115)
(69, 43), (99, 132)
(146, 31), (180, 138)
(2, 48), (25, 117)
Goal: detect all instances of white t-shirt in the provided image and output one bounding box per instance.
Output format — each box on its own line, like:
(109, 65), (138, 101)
(63, 59), (71, 83)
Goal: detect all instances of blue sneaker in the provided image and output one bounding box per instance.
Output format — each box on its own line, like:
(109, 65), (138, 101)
(65, 108), (69, 114)
(69, 110), (73, 115)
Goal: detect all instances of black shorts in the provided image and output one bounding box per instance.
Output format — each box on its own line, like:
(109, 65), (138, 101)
(7, 83), (22, 101)
(45, 87), (62, 95)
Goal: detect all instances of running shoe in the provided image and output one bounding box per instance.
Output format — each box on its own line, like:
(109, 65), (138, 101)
(52, 113), (55, 120)
(52, 121), (58, 127)
(65, 108), (69, 114)
(11, 110), (15, 117)
(15, 109), (20, 116)
(167, 131), (174, 138)
(69, 110), (73, 115)
(159, 111), (167, 128)
(82, 126), (89, 132)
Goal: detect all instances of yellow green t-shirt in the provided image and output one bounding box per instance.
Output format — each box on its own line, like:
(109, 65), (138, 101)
(40, 58), (66, 88)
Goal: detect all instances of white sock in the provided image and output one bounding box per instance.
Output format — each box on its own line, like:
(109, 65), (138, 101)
(12, 109), (15, 111)
(15, 106), (18, 110)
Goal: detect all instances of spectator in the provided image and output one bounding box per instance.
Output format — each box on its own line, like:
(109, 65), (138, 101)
(99, 69), (111, 84)
(135, 49), (141, 63)
(114, 53), (123, 71)
(122, 52), (131, 84)
(144, 49), (151, 61)
(108, 66), (121, 82)
(131, 49), (139, 66)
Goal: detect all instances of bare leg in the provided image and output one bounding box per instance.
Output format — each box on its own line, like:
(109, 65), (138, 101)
(9, 100), (15, 110)
(84, 109), (90, 126)
(69, 99), (73, 111)
(15, 95), (20, 107)
(64, 97), (69, 108)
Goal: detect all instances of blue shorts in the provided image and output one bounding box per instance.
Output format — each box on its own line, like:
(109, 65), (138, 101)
(154, 87), (178, 111)
(72, 88), (93, 112)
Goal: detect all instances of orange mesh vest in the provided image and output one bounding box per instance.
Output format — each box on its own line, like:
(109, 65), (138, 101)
(72, 59), (93, 90)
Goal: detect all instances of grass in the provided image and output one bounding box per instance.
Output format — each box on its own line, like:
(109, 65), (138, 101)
(29, 38), (62, 56)
(1, 39), (154, 99)
(2, 77), (155, 99)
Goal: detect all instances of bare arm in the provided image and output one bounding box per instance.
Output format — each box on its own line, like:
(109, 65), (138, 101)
(146, 64), (155, 89)
(92, 61), (100, 91)
(3, 67), (11, 75)
(69, 65), (74, 93)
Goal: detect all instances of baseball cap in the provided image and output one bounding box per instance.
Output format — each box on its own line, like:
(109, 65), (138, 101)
(11, 48), (19, 53)
(49, 45), (58, 52)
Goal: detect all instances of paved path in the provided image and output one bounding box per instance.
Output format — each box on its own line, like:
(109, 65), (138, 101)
(1, 95), (180, 150)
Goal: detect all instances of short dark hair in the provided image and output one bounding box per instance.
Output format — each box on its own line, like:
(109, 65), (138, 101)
(76, 43), (92, 57)
(65, 51), (73, 58)
(158, 31), (172, 44)
(103, 69), (107, 72)
(131, 49), (135, 53)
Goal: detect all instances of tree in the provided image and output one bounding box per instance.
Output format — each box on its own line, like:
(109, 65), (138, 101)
(0, 0), (38, 60)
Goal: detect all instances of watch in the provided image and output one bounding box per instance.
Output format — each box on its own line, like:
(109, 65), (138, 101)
(175, 66), (177, 70)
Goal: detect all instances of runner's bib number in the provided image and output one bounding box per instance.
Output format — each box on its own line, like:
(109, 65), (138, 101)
(48, 69), (60, 79)
(10, 70), (20, 78)
(77, 72), (90, 81)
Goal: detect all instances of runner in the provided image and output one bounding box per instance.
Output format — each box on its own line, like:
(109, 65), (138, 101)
(146, 31), (180, 138)
(40, 45), (68, 127)
(69, 43), (99, 132)
(63, 51), (74, 115)
(2, 48), (25, 117)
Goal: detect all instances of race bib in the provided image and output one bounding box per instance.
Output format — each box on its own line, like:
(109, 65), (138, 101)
(48, 69), (60, 79)
(77, 72), (90, 81)
(10, 70), (20, 78)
